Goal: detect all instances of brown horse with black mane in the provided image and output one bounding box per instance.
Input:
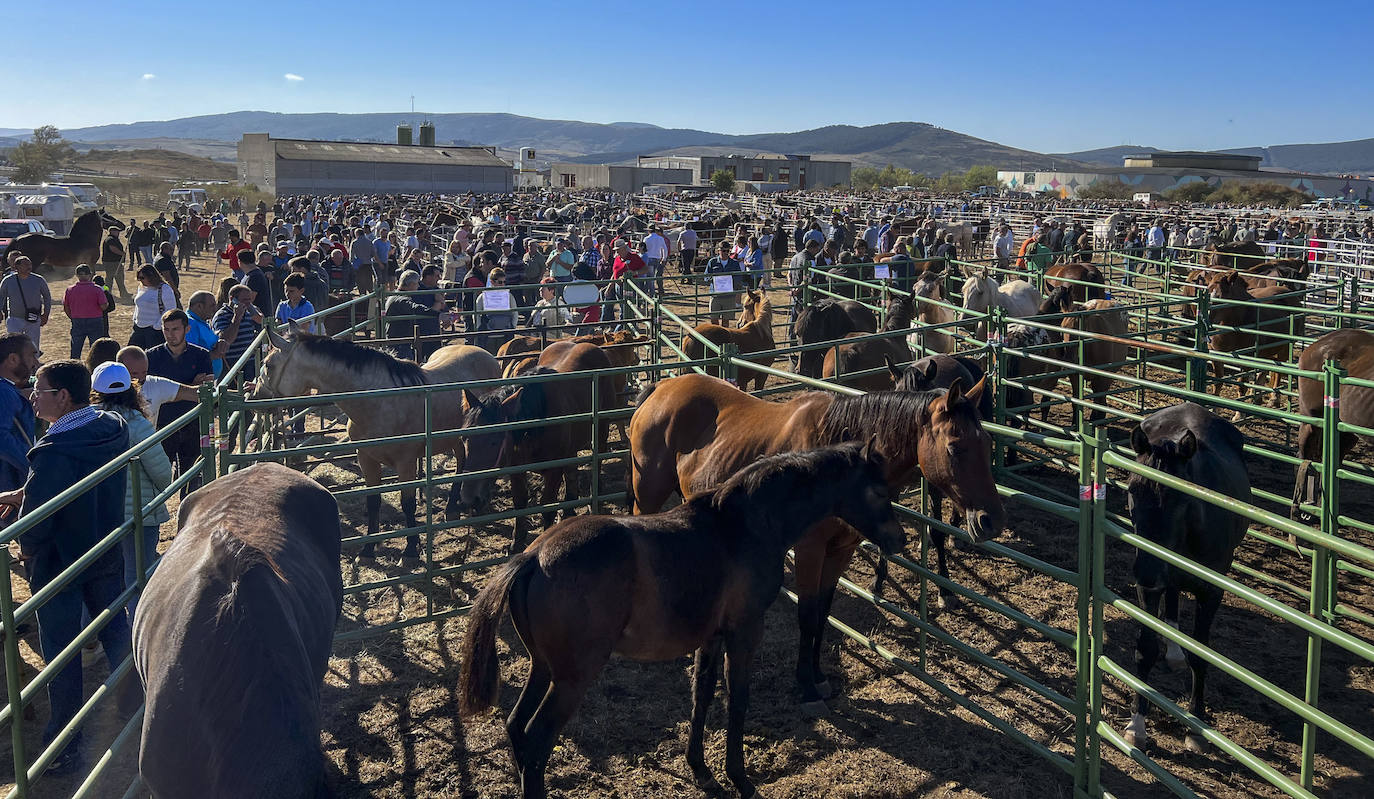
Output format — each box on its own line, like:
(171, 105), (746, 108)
(453, 341), (617, 553)
(134, 463), (342, 798)
(682, 290), (776, 391)
(1292, 328), (1374, 523)
(1200, 269), (1304, 413)
(629, 373), (1005, 710)
(7, 209), (124, 272)
(460, 443), (904, 799)
(821, 294), (916, 391)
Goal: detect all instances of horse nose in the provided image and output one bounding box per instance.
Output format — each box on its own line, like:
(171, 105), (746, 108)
(969, 510), (1000, 543)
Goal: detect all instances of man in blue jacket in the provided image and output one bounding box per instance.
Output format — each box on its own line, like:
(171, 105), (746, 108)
(0, 333), (38, 495)
(1, 360), (132, 774)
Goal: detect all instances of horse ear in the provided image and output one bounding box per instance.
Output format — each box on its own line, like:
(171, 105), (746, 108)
(946, 377), (967, 406)
(964, 375), (987, 407)
(920, 359), (939, 385)
(1177, 429), (1198, 460)
(860, 434), (880, 463)
(500, 387), (525, 413)
(885, 354), (902, 382)
(1130, 425), (1151, 456)
(266, 324), (291, 350)
(287, 318), (303, 338)
(461, 388), (481, 414)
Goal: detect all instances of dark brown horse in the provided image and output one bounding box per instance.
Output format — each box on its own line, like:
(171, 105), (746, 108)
(1292, 329), (1374, 522)
(793, 298), (878, 378)
(1207, 240), (1266, 271)
(453, 341), (616, 552)
(1201, 270), (1304, 412)
(821, 294), (916, 391)
(1044, 262), (1106, 302)
(133, 463), (342, 798)
(682, 290), (777, 391)
(8, 209), (124, 272)
(460, 443), (904, 799)
(628, 373), (1005, 709)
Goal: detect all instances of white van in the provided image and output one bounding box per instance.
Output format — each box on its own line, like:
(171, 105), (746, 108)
(167, 188), (208, 212)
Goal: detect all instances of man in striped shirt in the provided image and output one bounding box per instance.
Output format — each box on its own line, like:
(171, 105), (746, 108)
(210, 284), (263, 382)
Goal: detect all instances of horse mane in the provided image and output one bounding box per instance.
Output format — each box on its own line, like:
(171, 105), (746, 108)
(703, 443), (862, 520)
(210, 527), (286, 624)
(483, 367), (552, 441)
(818, 390), (945, 468)
(295, 332), (428, 387)
(882, 295), (916, 332)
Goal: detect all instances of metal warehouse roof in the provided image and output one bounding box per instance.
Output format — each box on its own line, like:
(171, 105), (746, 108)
(274, 139), (509, 168)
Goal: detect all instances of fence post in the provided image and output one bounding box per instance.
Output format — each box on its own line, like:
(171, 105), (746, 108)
(1073, 393), (1097, 796)
(720, 342), (739, 387)
(1087, 423), (1108, 796)
(589, 377), (602, 515)
(198, 381), (217, 482)
(0, 545), (29, 797)
(1187, 291), (1210, 395)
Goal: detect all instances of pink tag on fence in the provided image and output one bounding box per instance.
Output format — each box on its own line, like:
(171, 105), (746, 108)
(1079, 485), (1093, 501)
(1324, 396), (1339, 408)
(1094, 484), (1107, 501)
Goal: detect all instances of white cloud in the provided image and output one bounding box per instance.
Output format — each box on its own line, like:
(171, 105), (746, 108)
(284, 73), (304, 82)
(141, 73), (156, 80)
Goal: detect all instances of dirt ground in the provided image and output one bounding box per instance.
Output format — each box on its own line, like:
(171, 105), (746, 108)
(4, 263), (1373, 798)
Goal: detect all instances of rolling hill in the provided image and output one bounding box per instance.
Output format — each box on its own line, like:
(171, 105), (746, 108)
(1055, 138), (1374, 177)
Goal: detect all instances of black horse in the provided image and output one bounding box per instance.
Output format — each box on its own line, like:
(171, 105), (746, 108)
(8, 208), (124, 272)
(459, 442), (904, 799)
(793, 298), (878, 378)
(1122, 402), (1249, 753)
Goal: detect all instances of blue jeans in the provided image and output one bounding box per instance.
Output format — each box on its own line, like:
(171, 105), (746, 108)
(69, 317), (104, 359)
(36, 572), (131, 751)
(120, 522), (160, 622)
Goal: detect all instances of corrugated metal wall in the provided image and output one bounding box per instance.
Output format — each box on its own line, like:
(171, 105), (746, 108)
(274, 159), (512, 195)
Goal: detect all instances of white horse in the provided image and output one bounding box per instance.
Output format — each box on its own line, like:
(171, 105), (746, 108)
(935, 221), (975, 255)
(961, 270), (1042, 340)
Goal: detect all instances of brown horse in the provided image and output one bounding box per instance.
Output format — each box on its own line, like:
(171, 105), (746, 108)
(1292, 329), (1374, 522)
(134, 463), (342, 798)
(8, 209), (124, 272)
(1045, 262), (1106, 302)
(908, 269), (956, 355)
(821, 294), (916, 391)
(460, 443), (904, 799)
(253, 323), (502, 560)
(793, 298), (878, 378)
(628, 373), (1005, 709)
(682, 290), (776, 391)
(454, 341), (616, 552)
(1201, 270), (1304, 412)
(1059, 297), (1130, 421)
(1207, 240), (1267, 271)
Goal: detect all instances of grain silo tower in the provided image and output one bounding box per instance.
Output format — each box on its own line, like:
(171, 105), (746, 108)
(397, 124), (413, 146)
(418, 122), (436, 147)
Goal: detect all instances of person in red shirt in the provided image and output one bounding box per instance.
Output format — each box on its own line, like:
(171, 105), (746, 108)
(611, 241), (647, 280)
(63, 265), (111, 359)
(218, 230), (251, 274)
(196, 221), (212, 255)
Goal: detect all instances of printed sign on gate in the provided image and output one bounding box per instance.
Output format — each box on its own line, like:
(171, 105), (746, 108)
(874, 264), (891, 279)
(712, 275), (734, 293)
(482, 289), (512, 311)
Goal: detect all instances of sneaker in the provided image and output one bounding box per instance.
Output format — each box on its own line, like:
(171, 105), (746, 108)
(82, 643), (104, 668)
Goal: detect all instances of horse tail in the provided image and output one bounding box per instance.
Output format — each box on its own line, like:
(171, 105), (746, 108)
(459, 551), (537, 718)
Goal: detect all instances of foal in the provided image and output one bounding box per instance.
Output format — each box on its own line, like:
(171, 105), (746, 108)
(460, 442), (904, 799)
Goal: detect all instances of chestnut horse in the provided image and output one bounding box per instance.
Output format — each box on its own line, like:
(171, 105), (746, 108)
(682, 290), (776, 391)
(1292, 329), (1374, 523)
(628, 373), (1006, 710)
(821, 294), (916, 391)
(1045, 262), (1106, 302)
(7, 209), (124, 272)
(1201, 270), (1304, 413)
(460, 443), (903, 799)
(454, 342), (616, 553)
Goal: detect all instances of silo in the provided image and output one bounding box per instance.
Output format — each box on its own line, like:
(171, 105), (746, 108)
(397, 124), (413, 146)
(418, 122), (436, 147)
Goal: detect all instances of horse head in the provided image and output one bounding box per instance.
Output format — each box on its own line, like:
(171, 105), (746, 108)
(837, 437), (906, 557)
(1038, 285), (1075, 316)
(960, 273), (997, 317)
(97, 209), (126, 231)
(1127, 424), (1199, 593)
(915, 377), (1005, 542)
(1203, 270), (1247, 300)
(451, 378), (545, 517)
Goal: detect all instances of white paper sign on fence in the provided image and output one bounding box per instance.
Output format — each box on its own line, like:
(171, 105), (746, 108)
(712, 275), (735, 293)
(874, 264), (891, 279)
(482, 289), (512, 311)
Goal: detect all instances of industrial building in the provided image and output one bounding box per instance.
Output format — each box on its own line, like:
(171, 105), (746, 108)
(635, 153), (851, 190)
(547, 163), (694, 193)
(999, 151), (1374, 201)
(238, 131), (512, 196)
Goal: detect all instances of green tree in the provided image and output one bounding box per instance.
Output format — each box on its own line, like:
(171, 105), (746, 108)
(9, 125), (75, 183)
(1161, 181), (1213, 204)
(851, 166), (883, 191)
(1205, 181), (1312, 208)
(934, 171), (965, 194)
(962, 164), (999, 191)
(710, 169), (736, 193)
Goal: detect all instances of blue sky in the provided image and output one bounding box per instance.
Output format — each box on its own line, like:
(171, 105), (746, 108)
(10, 0), (1373, 153)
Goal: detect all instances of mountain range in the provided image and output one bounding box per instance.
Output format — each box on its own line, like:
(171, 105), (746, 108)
(3, 112), (1371, 178)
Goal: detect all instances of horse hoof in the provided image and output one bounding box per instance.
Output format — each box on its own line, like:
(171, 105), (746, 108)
(1165, 651), (1187, 672)
(1184, 734), (1207, 754)
(1122, 729), (1148, 751)
(815, 680), (833, 699)
(937, 593), (961, 611)
(400, 555), (422, 568)
(800, 700), (829, 718)
(1230, 410), (1245, 423)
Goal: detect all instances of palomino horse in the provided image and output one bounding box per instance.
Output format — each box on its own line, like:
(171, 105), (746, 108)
(908, 268), (957, 355)
(793, 298), (878, 378)
(253, 323), (502, 560)
(821, 294), (915, 391)
(1123, 403), (1249, 754)
(1200, 269), (1304, 414)
(683, 290), (777, 391)
(460, 443), (904, 799)
(134, 463), (342, 798)
(454, 342), (616, 553)
(7, 209), (124, 272)
(1292, 329), (1374, 523)
(629, 373), (1005, 709)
